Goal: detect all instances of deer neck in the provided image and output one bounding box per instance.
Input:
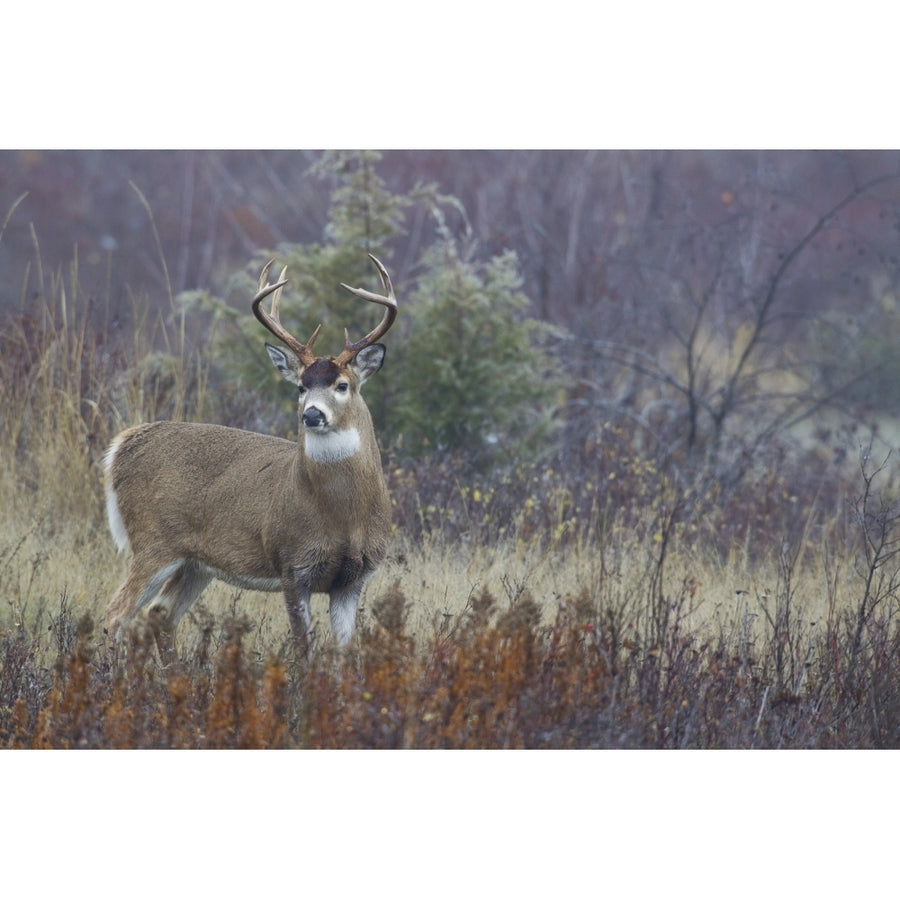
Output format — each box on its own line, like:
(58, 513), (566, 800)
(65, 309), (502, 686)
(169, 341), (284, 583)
(292, 425), (386, 539)
(297, 395), (377, 469)
(303, 427), (361, 463)
(295, 423), (381, 486)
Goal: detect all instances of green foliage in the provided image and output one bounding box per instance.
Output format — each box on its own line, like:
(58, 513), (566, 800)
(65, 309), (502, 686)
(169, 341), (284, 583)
(311, 150), (411, 252)
(389, 235), (560, 465)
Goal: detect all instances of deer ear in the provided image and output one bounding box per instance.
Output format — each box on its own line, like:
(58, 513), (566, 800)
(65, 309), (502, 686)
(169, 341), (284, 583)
(352, 344), (385, 386)
(265, 343), (301, 385)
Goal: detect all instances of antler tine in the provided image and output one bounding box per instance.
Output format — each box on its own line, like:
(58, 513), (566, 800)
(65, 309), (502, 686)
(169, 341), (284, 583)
(251, 260), (321, 366)
(335, 254), (397, 365)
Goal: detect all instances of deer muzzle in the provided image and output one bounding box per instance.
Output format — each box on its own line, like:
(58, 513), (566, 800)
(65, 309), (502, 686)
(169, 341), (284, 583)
(302, 406), (328, 429)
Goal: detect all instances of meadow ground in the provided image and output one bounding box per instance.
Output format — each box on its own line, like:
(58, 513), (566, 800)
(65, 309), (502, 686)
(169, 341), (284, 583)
(3, 440), (900, 749)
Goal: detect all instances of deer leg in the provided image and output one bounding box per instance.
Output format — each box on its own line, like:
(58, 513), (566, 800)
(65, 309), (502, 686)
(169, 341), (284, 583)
(282, 575), (313, 658)
(146, 561), (213, 666)
(329, 576), (369, 646)
(106, 558), (183, 647)
(147, 607), (178, 668)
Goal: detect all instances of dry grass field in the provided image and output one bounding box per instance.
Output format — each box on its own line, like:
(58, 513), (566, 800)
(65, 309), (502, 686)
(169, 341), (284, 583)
(3, 257), (900, 753)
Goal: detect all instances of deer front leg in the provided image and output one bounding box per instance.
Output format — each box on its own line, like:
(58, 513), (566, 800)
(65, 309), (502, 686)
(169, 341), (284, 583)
(282, 572), (313, 657)
(329, 574), (370, 646)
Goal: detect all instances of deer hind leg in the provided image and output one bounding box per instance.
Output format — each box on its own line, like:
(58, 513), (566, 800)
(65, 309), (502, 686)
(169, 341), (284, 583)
(106, 557), (211, 664)
(146, 561), (213, 667)
(106, 559), (182, 638)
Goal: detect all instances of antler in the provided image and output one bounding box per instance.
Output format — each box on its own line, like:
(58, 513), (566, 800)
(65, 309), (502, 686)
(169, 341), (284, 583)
(251, 259), (322, 367)
(334, 254), (397, 366)
(253, 255), (396, 369)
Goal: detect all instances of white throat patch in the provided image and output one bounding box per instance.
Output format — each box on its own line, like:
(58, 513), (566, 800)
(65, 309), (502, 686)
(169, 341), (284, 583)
(305, 427), (361, 462)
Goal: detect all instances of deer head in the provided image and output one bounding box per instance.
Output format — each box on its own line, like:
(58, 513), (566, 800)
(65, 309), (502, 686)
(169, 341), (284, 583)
(252, 253), (397, 460)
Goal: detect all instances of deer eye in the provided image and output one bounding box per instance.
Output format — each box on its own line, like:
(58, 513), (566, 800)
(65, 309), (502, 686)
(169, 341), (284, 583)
(336, 382), (349, 393)
(297, 385), (307, 396)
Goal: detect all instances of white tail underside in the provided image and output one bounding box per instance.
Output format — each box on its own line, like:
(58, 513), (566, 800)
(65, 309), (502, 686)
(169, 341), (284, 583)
(103, 436), (130, 553)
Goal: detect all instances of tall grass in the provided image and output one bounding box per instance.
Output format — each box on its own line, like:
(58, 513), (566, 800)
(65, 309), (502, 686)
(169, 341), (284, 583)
(3, 234), (900, 748)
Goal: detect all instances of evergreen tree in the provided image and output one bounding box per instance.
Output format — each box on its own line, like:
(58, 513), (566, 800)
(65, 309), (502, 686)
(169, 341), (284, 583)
(393, 229), (559, 466)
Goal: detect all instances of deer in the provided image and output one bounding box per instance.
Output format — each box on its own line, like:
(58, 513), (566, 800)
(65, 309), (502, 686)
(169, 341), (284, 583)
(103, 254), (397, 665)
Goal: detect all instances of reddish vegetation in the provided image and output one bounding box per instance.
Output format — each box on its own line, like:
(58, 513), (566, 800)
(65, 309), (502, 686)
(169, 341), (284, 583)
(4, 563), (900, 749)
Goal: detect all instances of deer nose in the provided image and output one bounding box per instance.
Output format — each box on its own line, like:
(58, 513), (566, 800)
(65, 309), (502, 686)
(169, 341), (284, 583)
(302, 406), (327, 429)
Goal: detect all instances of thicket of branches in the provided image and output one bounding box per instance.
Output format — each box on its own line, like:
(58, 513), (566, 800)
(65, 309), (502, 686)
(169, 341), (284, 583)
(5, 149), (900, 484)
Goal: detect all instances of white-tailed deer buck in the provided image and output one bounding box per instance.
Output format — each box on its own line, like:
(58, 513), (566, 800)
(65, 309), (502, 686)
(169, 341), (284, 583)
(104, 254), (396, 664)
